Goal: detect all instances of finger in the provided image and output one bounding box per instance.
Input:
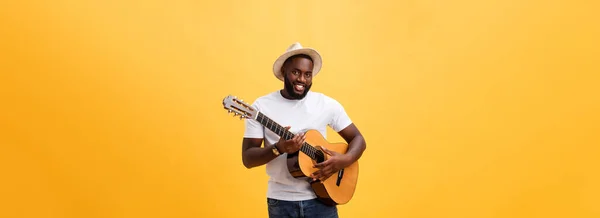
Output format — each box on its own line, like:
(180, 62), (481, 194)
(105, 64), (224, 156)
(284, 126), (292, 141)
(295, 135), (303, 145)
(311, 170), (321, 180)
(315, 172), (326, 181)
(280, 135), (288, 143)
(313, 159), (330, 168)
(321, 147), (333, 156)
(320, 169), (332, 181)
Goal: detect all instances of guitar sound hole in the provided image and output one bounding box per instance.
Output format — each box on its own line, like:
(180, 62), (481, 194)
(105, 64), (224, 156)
(315, 150), (325, 163)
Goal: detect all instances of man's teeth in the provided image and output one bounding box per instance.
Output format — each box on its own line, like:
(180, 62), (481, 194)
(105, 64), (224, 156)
(295, 85), (304, 89)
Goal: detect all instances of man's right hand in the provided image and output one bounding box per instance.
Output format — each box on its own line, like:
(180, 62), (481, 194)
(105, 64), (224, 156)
(275, 126), (305, 154)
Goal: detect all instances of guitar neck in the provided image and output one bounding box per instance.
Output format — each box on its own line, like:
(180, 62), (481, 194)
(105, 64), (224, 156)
(255, 112), (321, 160)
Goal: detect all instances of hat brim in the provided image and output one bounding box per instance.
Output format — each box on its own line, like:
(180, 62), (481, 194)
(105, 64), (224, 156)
(272, 48), (322, 81)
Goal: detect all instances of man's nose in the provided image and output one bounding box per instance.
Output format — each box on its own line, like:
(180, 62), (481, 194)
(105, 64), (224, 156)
(297, 74), (307, 83)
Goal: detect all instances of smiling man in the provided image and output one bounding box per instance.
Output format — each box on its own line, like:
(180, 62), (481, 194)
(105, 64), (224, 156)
(241, 42), (367, 218)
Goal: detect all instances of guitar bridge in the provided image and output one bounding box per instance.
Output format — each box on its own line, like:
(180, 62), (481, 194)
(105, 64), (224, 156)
(336, 169), (344, 186)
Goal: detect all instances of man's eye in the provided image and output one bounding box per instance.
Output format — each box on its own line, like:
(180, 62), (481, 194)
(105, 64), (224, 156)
(305, 73), (312, 78)
(292, 71), (299, 75)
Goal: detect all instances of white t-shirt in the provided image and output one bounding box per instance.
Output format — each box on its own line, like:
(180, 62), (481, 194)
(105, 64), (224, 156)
(243, 90), (353, 201)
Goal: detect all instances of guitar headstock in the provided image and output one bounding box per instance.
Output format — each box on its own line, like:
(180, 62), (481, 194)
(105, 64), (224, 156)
(222, 95), (257, 120)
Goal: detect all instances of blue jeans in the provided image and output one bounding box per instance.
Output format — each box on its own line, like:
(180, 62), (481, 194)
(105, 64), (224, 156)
(267, 198), (338, 218)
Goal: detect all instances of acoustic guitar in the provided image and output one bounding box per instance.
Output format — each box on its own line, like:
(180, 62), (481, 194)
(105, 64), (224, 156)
(222, 95), (359, 206)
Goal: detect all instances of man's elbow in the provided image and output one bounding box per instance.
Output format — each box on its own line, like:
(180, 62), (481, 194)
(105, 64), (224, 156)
(242, 156), (255, 169)
(242, 158), (251, 169)
(361, 137), (367, 152)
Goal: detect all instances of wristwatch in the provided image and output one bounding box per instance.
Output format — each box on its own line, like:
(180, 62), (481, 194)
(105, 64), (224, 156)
(271, 143), (282, 156)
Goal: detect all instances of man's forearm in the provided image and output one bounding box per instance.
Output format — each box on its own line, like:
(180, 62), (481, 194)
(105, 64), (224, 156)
(343, 135), (366, 164)
(243, 145), (278, 169)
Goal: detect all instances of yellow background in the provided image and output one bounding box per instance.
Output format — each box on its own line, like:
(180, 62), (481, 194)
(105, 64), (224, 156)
(1, 0), (599, 217)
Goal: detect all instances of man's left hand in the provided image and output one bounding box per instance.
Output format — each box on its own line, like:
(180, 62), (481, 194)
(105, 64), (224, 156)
(311, 147), (351, 182)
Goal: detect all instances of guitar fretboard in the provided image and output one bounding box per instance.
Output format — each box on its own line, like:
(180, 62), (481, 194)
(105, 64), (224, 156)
(256, 112), (322, 160)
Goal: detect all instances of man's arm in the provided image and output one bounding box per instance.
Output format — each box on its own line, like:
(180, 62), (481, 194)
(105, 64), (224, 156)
(311, 123), (366, 181)
(241, 138), (278, 169)
(337, 123), (367, 164)
(242, 128), (306, 169)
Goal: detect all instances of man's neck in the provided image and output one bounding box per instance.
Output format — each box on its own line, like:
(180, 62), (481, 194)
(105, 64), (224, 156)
(280, 89), (294, 100)
(280, 89), (306, 100)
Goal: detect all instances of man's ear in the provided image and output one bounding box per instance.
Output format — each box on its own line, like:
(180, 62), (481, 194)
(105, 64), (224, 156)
(280, 66), (286, 77)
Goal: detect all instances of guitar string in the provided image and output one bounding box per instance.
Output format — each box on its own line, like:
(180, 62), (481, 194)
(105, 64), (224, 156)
(257, 113), (325, 160)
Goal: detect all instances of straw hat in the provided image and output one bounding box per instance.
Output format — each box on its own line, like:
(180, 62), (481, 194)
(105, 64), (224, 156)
(272, 42), (322, 81)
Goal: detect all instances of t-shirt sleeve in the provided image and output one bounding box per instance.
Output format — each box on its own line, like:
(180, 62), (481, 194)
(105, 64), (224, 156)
(243, 102), (264, 138)
(329, 99), (353, 132)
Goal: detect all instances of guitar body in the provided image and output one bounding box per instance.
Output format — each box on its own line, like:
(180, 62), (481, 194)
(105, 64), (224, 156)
(285, 129), (359, 206)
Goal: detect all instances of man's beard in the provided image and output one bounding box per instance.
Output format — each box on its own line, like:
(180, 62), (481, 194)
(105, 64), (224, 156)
(284, 76), (312, 99)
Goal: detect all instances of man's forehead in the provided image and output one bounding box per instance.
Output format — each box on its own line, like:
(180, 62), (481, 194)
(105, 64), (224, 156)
(286, 56), (313, 67)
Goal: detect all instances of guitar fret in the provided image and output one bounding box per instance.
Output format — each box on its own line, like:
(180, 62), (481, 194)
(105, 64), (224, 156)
(268, 119), (273, 131)
(266, 118), (271, 129)
(259, 114), (265, 126)
(271, 120), (276, 133)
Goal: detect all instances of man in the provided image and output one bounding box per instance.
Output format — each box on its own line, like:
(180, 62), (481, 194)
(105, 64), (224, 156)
(242, 42), (367, 218)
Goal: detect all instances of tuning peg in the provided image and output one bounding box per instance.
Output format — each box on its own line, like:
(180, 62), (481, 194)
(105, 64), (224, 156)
(228, 110), (232, 113)
(239, 116), (243, 120)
